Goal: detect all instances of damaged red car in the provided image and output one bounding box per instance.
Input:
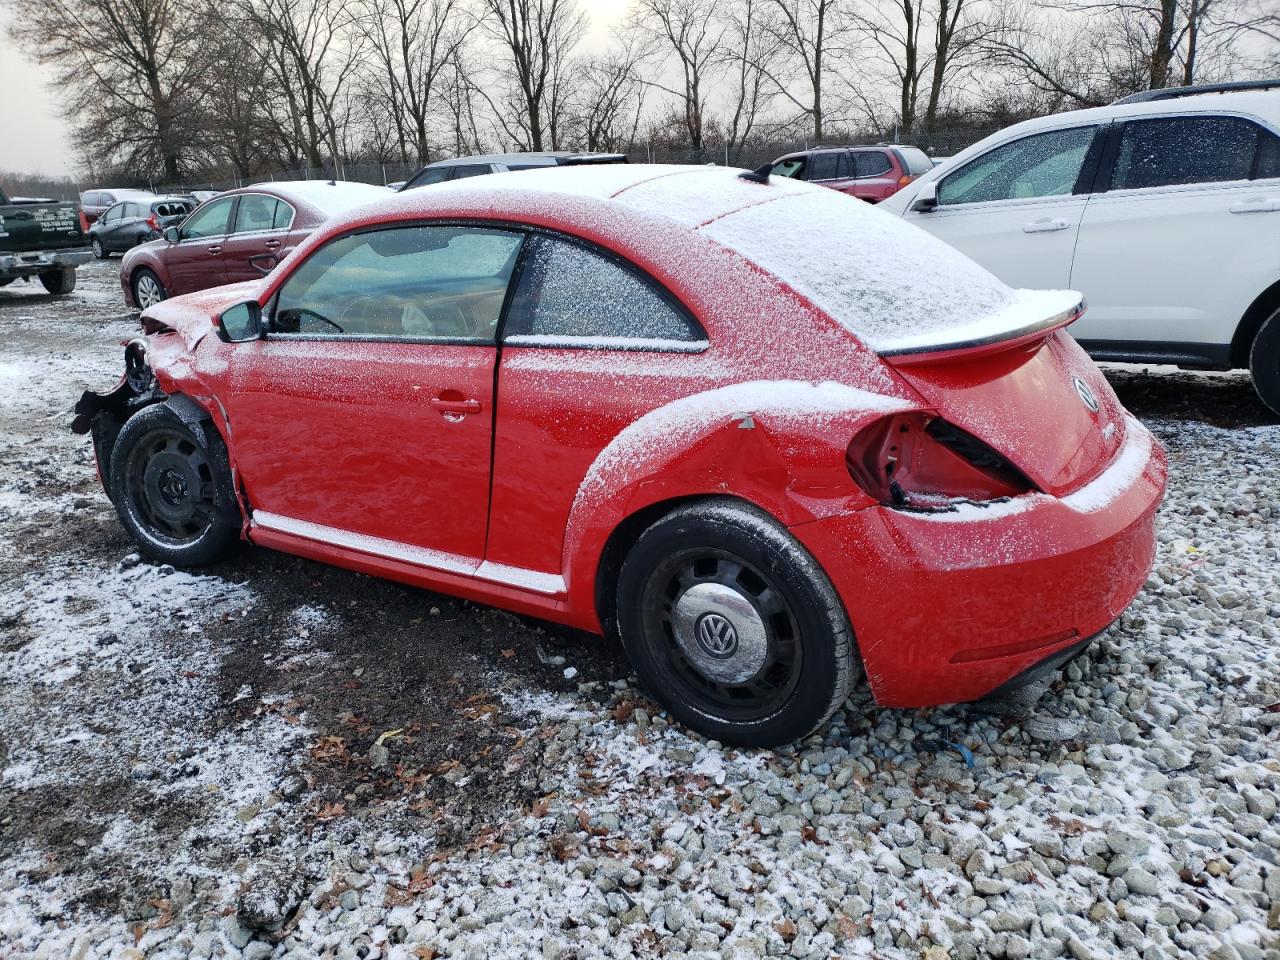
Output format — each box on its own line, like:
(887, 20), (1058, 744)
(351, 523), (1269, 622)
(74, 165), (1166, 747)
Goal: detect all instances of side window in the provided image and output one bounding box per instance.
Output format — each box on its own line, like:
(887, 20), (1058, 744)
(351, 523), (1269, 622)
(808, 153), (840, 180)
(102, 203), (124, 223)
(449, 164), (492, 180)
(1111, 116), (1260, 190)
(123, 202), (142, 218)
(180, 197), (234, 240)
(234, 194), (280, 233)
(272, 225), (523, 340)
(504, 235), (703, 345)
(853, 151), (893, 178)
(770, 157), (806, 179)
(938, 126), (1097, 205)
(899, 148), (935, 176)
(272, 201), (295, 230)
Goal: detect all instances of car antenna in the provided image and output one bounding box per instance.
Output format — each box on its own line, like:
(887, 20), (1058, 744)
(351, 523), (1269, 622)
(738, 164), (771, 184)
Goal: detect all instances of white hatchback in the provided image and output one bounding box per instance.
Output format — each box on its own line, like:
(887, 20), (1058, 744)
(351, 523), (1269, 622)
(880, 82), (1280, 414)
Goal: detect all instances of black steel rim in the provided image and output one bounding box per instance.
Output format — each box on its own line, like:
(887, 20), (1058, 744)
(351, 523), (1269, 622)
(640, 548), (802, 722)
(124, 426), (217, 546)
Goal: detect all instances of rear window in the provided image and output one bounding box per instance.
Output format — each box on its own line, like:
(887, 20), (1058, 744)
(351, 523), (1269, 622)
(1111, 116), (1268, 190)
(153, 201), (192, 217)
(807, 152), (844, 180)
(898, 147), (935, 176)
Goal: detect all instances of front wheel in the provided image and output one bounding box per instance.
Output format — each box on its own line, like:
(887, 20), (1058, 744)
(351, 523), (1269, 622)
(39, 268), (76, 295)
(1250, 308), (1280, 417)
(132, 269), (166, 309)
(108, 403), (241, 566)
(616, 500), (858, 747)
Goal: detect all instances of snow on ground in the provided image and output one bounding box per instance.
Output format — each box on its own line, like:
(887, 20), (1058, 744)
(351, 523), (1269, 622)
(0, 262), (1277, 959)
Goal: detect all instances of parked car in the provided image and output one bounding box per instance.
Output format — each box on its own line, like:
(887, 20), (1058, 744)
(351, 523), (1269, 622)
(880, 81), (1280, 415)
(80, 188), (155, 227)
(88, 197), (196, 259)
(75, 165), (1166, 745)
(400, 151), (627, 191)
(186, 190), (222, 205)
(766, 145), (934, 202)
(0, 184), (91, 295)
(120, 180), (389, 308)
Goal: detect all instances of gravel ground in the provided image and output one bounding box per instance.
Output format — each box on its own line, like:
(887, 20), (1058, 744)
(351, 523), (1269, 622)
(1, 261), (1278, 960)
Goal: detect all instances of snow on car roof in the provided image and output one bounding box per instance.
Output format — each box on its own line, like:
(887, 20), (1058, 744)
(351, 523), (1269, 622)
(266, 180), (392, 216)
(327, 165), (1079, 354)
(424, 164), (1078, 354)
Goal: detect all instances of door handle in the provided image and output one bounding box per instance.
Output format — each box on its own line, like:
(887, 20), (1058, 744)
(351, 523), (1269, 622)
(430, 396), (482, 415)
(1229, 198), (1280, 214)
(264, 239), (281, 249)
(1023, 218), (1071, 233)
(207, 245), (222, 254)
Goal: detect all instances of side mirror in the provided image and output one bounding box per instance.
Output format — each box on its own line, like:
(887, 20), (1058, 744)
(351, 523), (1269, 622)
(217, 301), (263, 343)
(911, 182), (939, 213)
(163, 226), (180, 244)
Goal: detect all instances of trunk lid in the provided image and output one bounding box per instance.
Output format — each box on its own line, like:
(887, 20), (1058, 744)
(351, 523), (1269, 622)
(888, 330), (1126, 497)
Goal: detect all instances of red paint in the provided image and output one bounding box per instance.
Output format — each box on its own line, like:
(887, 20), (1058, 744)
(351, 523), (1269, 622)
(123, 172), (1166, 708)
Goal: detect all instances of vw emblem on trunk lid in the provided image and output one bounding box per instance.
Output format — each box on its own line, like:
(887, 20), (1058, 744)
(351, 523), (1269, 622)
(695, 613), (739, 659)
(1072, 376), (1100, 413)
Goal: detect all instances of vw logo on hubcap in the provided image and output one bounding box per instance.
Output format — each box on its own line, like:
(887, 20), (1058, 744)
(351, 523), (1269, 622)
(1072, 376), (1100, 413)
(694, 612), (739, 659)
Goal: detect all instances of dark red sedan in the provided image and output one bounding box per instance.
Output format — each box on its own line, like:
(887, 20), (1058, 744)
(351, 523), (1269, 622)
(119, 181), (389, 309)
(77, 165), (1165, 746)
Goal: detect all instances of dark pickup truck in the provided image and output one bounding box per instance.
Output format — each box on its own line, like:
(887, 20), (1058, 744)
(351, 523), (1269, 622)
(0, 186), (92, 295)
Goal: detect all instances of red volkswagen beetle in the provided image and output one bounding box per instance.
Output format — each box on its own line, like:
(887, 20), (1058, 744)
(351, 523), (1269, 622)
(75, 165), (1165, 746)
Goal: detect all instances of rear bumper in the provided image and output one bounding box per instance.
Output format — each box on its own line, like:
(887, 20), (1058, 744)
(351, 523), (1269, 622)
(0, 248), (91, 277)
(791, 418), (1167, 707)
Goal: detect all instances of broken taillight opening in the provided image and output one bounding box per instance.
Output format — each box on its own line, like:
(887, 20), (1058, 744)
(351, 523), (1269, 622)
(146, 214), (160, 232)
(846, 413), (1035, 510)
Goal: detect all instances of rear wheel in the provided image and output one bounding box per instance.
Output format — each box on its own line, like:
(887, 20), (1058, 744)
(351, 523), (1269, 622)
(132, 269), (166, 309)
(91, 237), (106, 259)
(108, 403), (241, 566)
(39, 268), (76, 295)
(1250, 308), (1280, 417)
(616, 500), (858, 747)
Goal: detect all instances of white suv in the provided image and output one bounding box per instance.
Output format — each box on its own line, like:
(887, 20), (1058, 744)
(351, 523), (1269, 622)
(880, 81), (1280, 414)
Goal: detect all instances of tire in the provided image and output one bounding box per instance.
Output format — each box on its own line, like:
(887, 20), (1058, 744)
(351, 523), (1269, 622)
(91, 237), (106, 259)
(1249, 307), (1280, 417)
(132, 269), (166, 309)
(615, 499), (858, 747)
(39, 268), (77, 295)
(108, 403), (241, 567)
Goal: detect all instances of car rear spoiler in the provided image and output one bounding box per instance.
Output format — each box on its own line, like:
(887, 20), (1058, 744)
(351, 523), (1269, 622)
(879, 294), (1085, 367)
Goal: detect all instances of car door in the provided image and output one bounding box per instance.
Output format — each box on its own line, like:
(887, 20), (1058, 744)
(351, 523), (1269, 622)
(485, 234), (718, 583)
(164, 196), (234, 294)
(1068, 114), (1280, 349)
(97, 203), (126, 250)
(116, 202), (146, 250)
(223, 223), (525, 563)
(221, 193), (293, 283)
(900, 124), (1104, 290)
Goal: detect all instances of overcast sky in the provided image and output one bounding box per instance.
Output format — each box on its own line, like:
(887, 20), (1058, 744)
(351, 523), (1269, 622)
(0, 0), (630, 179)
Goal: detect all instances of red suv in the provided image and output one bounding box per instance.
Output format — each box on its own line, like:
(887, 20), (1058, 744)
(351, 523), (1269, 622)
(768, 145), (934, 202)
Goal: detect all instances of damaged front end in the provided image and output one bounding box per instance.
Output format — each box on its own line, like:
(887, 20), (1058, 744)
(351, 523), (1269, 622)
(71, 337), (165, 497)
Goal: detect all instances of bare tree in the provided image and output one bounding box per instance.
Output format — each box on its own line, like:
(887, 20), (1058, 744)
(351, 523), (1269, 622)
(356, 0), (475, 164)
(720, 0), (781, 159)
(9, 0), (207, 179)
(566, 37), (650, 152)
(239, 0), (363, 171)
(759, 0), (853, 141)
(439, 51), (489, 155)
(630, 0), (724, 151)
(479, 0), (586, 150)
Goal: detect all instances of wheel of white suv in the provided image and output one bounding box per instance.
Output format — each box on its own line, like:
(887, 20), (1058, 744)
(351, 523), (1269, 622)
(1250, 308), (1280, 417)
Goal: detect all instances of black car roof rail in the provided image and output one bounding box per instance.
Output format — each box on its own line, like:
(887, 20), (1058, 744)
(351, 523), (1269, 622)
(1114, 79), (1280, 104)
